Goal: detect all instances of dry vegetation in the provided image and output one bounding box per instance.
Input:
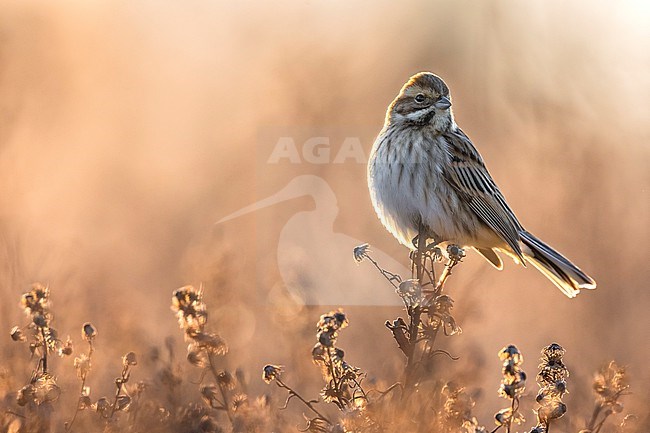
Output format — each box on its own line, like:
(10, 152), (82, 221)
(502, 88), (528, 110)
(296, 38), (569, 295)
(0, 1), (649, 433)
(0, 249), (642, 432)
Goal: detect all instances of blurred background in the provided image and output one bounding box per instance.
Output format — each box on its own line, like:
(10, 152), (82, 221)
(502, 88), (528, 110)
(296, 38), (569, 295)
(0, 0), (648, 428)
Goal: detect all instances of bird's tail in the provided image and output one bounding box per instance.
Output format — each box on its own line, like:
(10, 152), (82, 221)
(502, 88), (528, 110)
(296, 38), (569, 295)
(520, 231), (596, 298)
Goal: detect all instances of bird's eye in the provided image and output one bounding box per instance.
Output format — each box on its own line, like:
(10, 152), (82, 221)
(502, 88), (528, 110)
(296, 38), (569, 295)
(414, 94), (426, 103)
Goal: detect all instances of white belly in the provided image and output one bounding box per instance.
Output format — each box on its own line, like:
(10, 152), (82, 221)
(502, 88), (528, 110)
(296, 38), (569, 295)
(368, 134), (482, 249)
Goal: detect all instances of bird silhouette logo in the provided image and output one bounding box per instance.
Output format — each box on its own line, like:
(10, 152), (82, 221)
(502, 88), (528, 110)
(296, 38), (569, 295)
(218, 175), (407, 306)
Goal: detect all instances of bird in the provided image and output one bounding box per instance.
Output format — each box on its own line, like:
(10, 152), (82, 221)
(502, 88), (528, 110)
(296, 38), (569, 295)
(367, 72), (596, 297)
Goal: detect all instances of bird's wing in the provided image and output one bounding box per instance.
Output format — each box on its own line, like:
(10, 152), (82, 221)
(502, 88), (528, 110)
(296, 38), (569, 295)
(441, 128), (525, 261)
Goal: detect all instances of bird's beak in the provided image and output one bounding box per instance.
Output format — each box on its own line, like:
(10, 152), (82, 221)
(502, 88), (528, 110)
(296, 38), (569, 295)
(434, 96), (451, 110)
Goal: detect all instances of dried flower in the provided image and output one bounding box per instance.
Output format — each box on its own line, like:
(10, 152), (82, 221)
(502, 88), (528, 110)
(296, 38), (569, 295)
(442, 383), (482, 430)
(16, 384), (36, 406)
(74, 354), (92, 379)
(593, 361), (628, 405)
(499, 345), (523, 366)
(114, 394), (132, 411)
(82, 322), (97, 341)
(94, 397), (111, 417)
(10, 326), (25, 342)
(58, 336), (74, 356)
(187, 344), (208, 367)
(33, 314), (47, 328)
(495, 344), (526, 428)
(396, 279), (423, 307)
(353, 243), (370, 263)
(171, 285), (208, 331)
(537, 401), (567, 423)
(123, 351), (137, 366)
(232, 393), (249, 411)
(447, 244), (466, 261)
(33, 372), (60, 403)
(216, 370), (236, 390)
(192, 332), (228, 355)
(534, 343), (569, 429)
(262, 364), (283, 384)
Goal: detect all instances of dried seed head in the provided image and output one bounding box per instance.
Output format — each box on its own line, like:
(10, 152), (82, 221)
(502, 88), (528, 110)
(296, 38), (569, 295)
(312, 344), (326, 363)
(10, 326), (25, 342)
(353, 243), (370, 263)
(593, 361), (628, 404)
(82, 323), (97, 341)
(317, 330), (336, 347)
(494, 407), (525, 426)
(262, 364), (283, 384)
(114, 395), (131, 411)
(447, 244), (466, 260)
(94, 397), (111, 416)
(192, 332), (228, 355)
(33, 314), (47, 328)
(79, 395), (92, 410)
(317, 310), (348, 332)
(16, 385), (36, 406)
(199, 415), (219, 432)
(123, 351), (137, 366)
(541, 343), (565, 361)
(499, 345), (523, 366)
(187, 344), (208, 367)
(200, 384), (219, 401)
(58, 336), (74, 356)
(232, 393), (249, 411)
(171, 286), (208, 331)
(537, 401), (567, 423)
(216, 370), (236, 390)
(33, 373), (60, 403)
(396, 279), (423, 307)
(74, 354), (92, 379)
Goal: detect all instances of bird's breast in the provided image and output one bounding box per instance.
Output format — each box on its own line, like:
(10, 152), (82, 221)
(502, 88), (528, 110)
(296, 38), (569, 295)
(368, 130), (480, 248)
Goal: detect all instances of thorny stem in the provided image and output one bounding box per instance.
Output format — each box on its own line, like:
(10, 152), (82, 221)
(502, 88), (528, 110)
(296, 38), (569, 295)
(276, 378), (332, 425)
(207, 352), (233, 423)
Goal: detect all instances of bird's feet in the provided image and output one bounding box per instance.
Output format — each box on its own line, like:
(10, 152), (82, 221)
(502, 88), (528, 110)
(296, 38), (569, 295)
(410, 235), (443, 262)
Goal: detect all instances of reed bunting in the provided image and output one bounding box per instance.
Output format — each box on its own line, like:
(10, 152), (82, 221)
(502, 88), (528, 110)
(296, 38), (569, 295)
(367, 72), (596, 297)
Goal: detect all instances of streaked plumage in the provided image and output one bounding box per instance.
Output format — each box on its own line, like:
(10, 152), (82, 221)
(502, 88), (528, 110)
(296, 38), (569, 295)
(367, 72), (596, 297)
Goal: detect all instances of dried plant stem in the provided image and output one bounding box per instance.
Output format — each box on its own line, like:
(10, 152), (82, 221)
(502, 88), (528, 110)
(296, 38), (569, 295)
(363, 253), (402, 288)
(207, 352), (233, 423)
(324, 350), (344, 410)
(40, 327), (48, 374)
(109, 365), (128, 419)
(403, 305), (422, 391)
(275, 378), (331, 425)
(65, 343), (94, 432)
(588, 403), (609, 433)
(506, 397), (516, 433)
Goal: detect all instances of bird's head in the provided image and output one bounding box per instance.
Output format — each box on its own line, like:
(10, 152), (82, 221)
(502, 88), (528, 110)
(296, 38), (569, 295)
(386, 72), (455, 133)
